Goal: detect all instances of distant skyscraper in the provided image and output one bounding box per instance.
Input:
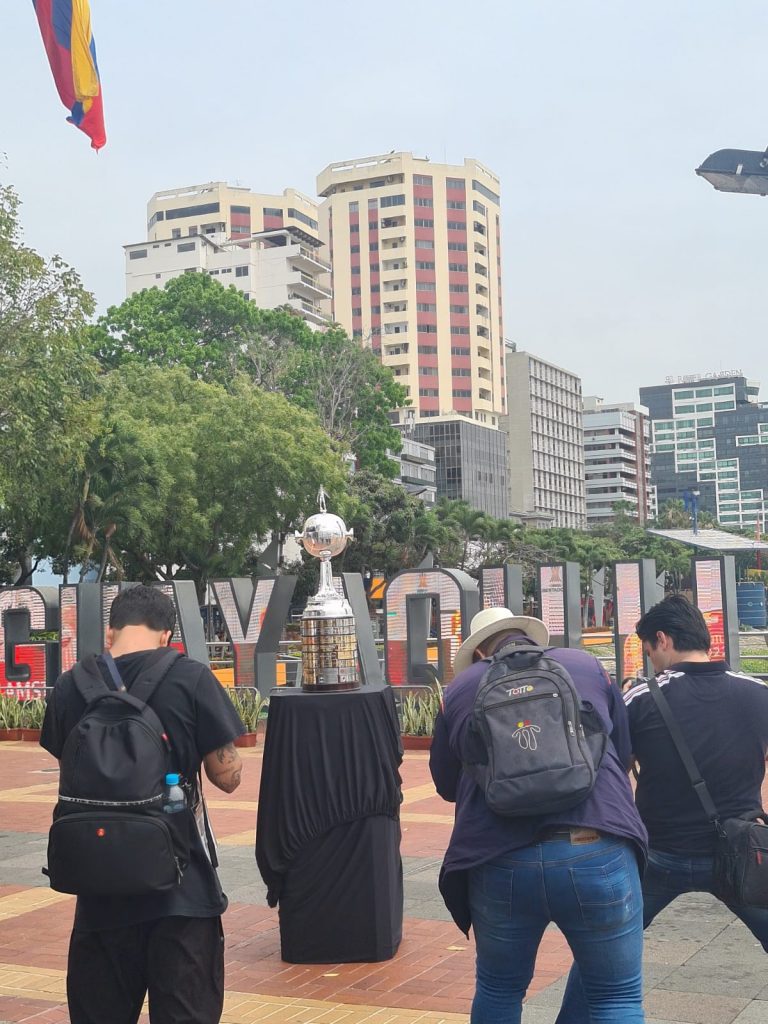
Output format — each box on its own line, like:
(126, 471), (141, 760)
(640, 373), (768, 528)
(582, 397), (655, 525)
(505, 348), (586, 529)
(316, 152), (506, 427)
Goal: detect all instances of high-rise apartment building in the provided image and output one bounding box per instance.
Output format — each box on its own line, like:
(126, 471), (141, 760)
(505, 348), (586, 529)
(316, 152), (505, 426)
(582, 397), (655, 525)
(146, 182), (321, 245)
(126, 182), (331, 327)
(640, 372), (768, 528)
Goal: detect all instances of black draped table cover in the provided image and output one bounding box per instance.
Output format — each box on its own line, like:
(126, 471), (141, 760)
(255, 686), (404, 963)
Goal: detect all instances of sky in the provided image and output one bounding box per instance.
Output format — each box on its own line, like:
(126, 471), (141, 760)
(3, 0), (767, 404)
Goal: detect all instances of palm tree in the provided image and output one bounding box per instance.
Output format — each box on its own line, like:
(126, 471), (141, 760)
(437, 500), (489, 571)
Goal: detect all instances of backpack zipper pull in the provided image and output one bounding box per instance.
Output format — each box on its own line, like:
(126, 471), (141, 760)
(568, 721), (575, 736)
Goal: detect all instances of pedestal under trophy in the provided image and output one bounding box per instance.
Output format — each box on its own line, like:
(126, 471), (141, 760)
(295, 488), (359, 692)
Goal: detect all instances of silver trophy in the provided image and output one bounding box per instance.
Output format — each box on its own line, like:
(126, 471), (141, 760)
(295, 487), (359, 692)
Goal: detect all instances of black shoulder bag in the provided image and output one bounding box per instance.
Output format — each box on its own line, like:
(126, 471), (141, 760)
(647, 676), (768, 908)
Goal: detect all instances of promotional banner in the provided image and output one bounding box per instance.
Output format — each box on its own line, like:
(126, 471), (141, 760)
(612, 560), (658, 681)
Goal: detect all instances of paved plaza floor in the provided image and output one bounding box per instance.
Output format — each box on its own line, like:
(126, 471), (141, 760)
(0, 741), (766, 1024)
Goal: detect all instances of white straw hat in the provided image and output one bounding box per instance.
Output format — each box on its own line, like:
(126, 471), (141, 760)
(453, 607), (550, 676)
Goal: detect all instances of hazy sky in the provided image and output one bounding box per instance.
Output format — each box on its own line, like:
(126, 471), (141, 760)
(3, 1), (766, 403)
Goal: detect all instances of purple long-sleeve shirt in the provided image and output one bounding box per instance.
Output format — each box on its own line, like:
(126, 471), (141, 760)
(429, 644), (648, 933)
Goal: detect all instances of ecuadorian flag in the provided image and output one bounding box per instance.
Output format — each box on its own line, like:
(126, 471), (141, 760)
(32, 0), (106, 150)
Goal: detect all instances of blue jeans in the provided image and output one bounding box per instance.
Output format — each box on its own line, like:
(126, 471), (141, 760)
(557, 847), (768, 1023)
(468, 834), (644, 1024)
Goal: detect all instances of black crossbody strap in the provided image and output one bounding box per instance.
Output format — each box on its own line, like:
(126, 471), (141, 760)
(101, 651), (127, 692)
(197, 770), (219, 870)
(647, 676), (721, 827)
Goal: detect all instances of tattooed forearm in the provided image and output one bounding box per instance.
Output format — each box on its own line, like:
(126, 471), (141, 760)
(204, 742), (243, 793)
(215, 742), (238, 765)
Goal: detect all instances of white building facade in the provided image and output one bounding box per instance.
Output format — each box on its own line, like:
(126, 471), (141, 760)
(583, 397), (656, 525)
(125, 227), (331, 328)
(505, 348), (586, 528)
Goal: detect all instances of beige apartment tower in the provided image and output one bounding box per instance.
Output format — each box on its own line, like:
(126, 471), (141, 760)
(146, 182), (322, 245)
(317, 153), (506, 426)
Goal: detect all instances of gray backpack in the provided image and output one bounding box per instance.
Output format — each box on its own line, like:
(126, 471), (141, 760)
(462, 645), (607, 817)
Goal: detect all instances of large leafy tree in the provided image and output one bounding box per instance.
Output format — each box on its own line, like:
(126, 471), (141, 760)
(90, 276), (407, 475)
(104, 365), (347, 596)
(0, 181), (100, 582)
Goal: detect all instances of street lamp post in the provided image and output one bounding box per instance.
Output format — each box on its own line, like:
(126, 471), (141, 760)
(696, 148), (768, 195)
(682, 489), (701, 535)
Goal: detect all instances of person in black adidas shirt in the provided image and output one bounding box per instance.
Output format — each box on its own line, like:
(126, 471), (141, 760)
(559, 594), (768, 1022)
(41, 586), (245, 1024)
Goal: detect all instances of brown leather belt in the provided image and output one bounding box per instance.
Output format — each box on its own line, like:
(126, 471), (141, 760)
(539, 827), (603, 844)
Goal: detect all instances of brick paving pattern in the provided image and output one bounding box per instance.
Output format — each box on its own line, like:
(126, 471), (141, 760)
(0, 741), (766, 1023)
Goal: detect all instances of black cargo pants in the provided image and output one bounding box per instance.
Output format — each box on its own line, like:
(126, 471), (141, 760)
(67, 915), (225, 1024)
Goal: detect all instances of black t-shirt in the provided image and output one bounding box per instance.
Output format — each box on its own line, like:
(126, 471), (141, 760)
(626, 661), (768, 854)
(41, 649), (245, 930)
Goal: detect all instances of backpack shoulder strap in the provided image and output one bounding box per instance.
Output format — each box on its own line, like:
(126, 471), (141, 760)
(128, 648), (183, 707)
(72, 655), (112, 705)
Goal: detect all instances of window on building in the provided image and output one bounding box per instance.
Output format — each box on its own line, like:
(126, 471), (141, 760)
(416, 302), (437, 312)
(414, 197), (433, 207)
(446, 178), (466, 190)
(171, 228), (182, 239)
(414, 218), (434, 227)
(450, 305), (468, 313)
(166, 201), (221, 220)
(416, 281), (436, 291)
(129, 249), (147, 260)
(177, 242), (196, 253)
(416, 260), (436, 270)
(352, 307), (362, 316)
(287, 208), (319, 230)
(349, 201), (359, 213)
(370, 262), (380, 271)
(449, 283), (469, 292)
(449, 262), (468, 272)
(472, 179), (500, 204)
(415, 239), (434, 249)
(350, 224), (360, 233)
(447, 220), (466, 230)
(452, 368), (472, 376)
(451, 326), (470, 335)
(263, 207), (282, 217)
(420, 367), (439, 376)
(447, 200), (466, 210)
(381, 195), (406, 208)
(452, 389), (472, 397)
(419, 388), (439, 396)
(448, 242), (467, 251)
(350, 245), (360, 253)
(414, 174), (433, 185)
(370, 242), (378, 251)
(451, 346), (470, 356)
(418, 345), (438, 353)
(369, 221), (378, 230)
(418, 324), (438, 333)
(235, 266), (248, 277)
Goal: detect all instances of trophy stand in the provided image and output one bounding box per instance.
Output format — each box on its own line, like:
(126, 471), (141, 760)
(295, 488), (359, 692)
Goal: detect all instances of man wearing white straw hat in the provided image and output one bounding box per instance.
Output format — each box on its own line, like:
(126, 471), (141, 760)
(430, 608), (648, 1024)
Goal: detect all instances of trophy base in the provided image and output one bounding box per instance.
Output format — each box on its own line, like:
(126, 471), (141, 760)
(302, 680), (361, 693)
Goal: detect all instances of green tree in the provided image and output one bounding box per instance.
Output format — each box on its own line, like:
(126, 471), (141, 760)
(104, 366), (347, 596)
(435, 500), (490, 571)
(0, 181), (99, 582)
(91, 277), (407, 476)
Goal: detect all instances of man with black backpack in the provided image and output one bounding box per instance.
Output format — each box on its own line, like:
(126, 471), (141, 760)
(430, 607), (648, 1024)
(41, 586), (246, 1024)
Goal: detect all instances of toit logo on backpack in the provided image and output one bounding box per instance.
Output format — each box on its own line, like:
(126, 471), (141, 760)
(506, 684), (534, 697)
(513, 720), (541, 750)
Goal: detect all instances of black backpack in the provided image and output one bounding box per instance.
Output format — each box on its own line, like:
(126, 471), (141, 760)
(462, 645), (608, 817)
(44, 648), (192, 896)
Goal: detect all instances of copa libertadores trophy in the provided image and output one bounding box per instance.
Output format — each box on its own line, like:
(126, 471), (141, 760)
(295, 487), (359, 692)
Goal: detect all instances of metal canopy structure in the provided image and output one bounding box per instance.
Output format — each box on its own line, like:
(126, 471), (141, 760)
(646, 528), (768, 552)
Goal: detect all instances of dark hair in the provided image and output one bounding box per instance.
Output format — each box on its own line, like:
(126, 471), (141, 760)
(635, 594), (710, 654)
(109, 586), (176, 634)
